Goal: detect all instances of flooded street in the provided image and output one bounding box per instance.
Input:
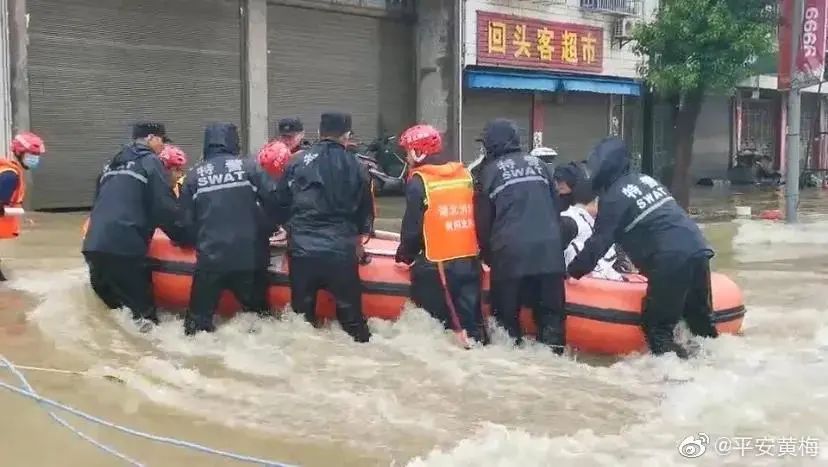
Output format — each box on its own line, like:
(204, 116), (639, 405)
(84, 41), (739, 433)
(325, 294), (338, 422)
(1, 186), (828, 466)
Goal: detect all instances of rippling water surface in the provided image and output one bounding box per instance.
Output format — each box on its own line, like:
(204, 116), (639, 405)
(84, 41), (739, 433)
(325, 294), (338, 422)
(1, 187), (827, 466)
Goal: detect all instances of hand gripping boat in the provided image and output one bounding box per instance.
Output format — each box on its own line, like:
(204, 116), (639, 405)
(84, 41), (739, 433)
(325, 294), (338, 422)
(147, 230), (746, 355)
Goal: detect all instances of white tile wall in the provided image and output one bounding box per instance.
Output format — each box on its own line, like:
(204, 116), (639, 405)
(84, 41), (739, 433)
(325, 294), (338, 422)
(464, 0), (658, 79)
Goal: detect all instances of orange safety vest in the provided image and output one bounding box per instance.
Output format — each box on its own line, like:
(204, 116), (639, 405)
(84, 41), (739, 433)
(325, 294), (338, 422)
(410, 162), (478, 262)
(0, 158), (25, 239)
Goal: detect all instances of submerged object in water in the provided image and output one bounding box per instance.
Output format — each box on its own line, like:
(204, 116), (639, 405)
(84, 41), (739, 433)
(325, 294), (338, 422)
(147, 230), (746, 355)
(759, 209), (783, 221)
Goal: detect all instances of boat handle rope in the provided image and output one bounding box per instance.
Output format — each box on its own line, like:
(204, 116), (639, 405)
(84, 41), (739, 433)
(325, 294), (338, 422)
(0, 355), (297, 467)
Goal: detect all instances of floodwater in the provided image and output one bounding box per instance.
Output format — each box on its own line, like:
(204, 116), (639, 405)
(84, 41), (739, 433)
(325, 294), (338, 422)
(1, 186), (828, 466)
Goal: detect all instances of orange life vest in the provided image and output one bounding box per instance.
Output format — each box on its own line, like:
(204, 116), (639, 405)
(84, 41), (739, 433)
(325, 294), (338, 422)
(0, 158), (25, 239)
(410, 162), (478, 262)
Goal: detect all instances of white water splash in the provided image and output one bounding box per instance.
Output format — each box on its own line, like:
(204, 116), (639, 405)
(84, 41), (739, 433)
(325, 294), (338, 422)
(8, 217), (828, 465)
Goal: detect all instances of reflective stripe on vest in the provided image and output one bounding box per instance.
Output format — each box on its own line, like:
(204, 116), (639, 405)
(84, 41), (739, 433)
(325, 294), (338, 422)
(561, 205), (622, 280)
(411, 162), (478, 262)
(0, 158), (25, 239)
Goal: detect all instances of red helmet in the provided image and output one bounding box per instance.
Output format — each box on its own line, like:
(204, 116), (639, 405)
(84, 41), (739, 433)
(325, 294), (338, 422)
(400, 124), (442, 163)
(10, 132), (45, 157)
(257, 141), (291, 178)
(158, 144), (188, 169)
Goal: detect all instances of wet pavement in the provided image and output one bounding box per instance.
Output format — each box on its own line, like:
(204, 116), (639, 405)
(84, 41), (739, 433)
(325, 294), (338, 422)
(1, 185), (827, 466)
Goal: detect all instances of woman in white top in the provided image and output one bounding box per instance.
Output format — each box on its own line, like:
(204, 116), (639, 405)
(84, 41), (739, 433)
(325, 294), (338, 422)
(554, 162), (633, 281)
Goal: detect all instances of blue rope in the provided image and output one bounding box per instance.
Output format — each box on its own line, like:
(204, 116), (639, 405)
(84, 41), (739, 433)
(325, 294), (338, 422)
(0, 357), (143, 466)
(0, 356), (297, 467)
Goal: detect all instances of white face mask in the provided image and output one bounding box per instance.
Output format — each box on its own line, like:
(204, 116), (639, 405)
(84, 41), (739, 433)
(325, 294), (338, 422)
(22, 154), (41, 169)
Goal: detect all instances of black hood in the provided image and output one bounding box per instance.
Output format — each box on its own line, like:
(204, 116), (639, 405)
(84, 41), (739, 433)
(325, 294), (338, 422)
(586, 136), (631, 192)
(480, 119), (521, 158)
(203, 123), (240, 160)
(111, 142), (154, 166)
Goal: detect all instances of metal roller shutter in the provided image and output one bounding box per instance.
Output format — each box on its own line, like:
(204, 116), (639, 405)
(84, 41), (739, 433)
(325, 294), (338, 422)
(543, 92), (609, 163)
(28, 0), (242, 209)
(267, 4), (414, 145)
(461, 89), (532, 162)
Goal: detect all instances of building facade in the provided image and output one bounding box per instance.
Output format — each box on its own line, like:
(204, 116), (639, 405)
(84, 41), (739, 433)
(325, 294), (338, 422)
(9, 0), (424, 209)
(459, 0), (657, 165)
(6, 0), (814, 209)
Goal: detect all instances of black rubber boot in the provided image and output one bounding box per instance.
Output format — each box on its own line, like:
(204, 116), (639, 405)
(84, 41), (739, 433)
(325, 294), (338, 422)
(342, 323), (371, 343)
(184, 313), (215, 336)
(645, 324), (689, 359)
(537, 325), (566, 355)
(684, 312), (719, 339)
(468, 324), (491, 346)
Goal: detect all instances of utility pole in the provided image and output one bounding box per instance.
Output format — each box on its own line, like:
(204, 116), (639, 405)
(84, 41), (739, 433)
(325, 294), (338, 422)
(785, 0), (805, 224)
(8, 0), (28, 135)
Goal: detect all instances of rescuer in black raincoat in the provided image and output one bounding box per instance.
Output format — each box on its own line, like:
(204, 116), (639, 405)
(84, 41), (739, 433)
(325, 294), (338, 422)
(567, 136), (719, 358)
(82, 122), (185, 329)
(473, 119), (567, 353)
(394, 124), (488, 346)
(178, 123), (274, 335)
(273, 112), (373, 343)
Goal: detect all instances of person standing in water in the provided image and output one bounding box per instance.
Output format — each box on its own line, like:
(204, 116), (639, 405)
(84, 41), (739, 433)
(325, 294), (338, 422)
(0, 132), (47, 281)
(394, 124), (488, 347)
(83, 122), (184, 331)
(178, 123), (275, 335)
(273, 112), (373, 343)
(567, 136), (719, 358)
(473, 119), (568, 354)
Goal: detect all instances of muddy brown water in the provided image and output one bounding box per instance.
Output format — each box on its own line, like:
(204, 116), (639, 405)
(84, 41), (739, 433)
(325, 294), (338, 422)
(1, 186), (828, 466)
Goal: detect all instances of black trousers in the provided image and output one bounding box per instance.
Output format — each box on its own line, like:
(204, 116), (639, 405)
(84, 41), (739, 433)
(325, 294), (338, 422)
(642, 255), (719, 355)
(410, 257), (487, 343)
(185, 268), (269, 335)
(83, 252), (156, 322)
(289, 256), (370, 343)
(490, 273), (566, 347)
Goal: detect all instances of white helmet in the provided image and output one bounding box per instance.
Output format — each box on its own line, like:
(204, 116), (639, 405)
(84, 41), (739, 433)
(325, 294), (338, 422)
(530, 146), (558, 159)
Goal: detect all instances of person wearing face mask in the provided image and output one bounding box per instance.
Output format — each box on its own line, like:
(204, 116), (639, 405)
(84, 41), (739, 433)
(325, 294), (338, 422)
(472, 119), (567, 354)
(82, 122), (186, 331)
(0, 132), (47, 281)
(394, 124), (488, 348)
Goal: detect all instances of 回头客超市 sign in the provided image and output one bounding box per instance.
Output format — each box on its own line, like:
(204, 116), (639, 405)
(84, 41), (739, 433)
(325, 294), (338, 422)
(476, 11), (604, 74)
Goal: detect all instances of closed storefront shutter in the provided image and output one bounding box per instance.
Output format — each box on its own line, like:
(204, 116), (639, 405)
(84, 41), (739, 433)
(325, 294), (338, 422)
(543, 93), (609, 163)
(267, 4), (414, 147)
(28, 0), (242, 209)
(461, 89), (532, 162)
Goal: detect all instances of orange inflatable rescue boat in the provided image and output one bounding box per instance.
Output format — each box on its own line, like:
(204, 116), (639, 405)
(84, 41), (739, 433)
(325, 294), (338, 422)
(146, 230), (746, 355)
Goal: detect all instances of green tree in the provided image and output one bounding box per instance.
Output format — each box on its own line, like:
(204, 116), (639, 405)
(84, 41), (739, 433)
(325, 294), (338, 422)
(633, 0), (777, 208)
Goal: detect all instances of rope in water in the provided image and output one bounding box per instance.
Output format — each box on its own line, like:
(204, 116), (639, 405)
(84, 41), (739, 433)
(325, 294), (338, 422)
(0, 356), (297, 467)
(0, 357), (143, 466)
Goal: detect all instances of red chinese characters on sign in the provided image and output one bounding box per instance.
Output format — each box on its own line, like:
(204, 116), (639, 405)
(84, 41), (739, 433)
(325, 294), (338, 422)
(779, 0), (828, 89)
(477, 11), (603, 73)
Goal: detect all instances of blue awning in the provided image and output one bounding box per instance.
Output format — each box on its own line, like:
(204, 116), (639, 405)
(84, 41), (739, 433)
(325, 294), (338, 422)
(465, 69), (642, 96)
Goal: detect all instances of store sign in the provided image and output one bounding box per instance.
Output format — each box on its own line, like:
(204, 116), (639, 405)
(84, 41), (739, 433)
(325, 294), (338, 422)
(778, 0), (828, 90)
(476, 11), (604, 74)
